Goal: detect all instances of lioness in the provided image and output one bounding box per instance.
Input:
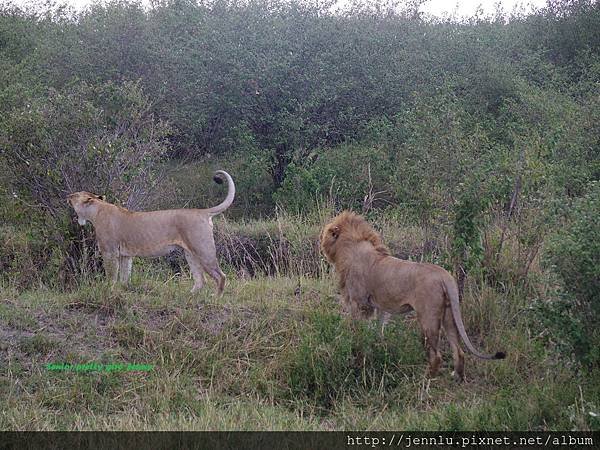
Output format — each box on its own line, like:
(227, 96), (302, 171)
(67, 170), (235, 295)
(321, 211), (505, 381)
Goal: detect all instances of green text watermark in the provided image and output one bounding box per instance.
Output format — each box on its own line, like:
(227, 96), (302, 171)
(45, 363), (154, 373)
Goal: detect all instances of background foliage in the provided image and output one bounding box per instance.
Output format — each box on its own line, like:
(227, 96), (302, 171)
(0, 0), (599, 430)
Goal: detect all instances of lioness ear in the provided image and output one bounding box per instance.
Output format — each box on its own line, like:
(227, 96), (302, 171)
(97, 195), (104, 201)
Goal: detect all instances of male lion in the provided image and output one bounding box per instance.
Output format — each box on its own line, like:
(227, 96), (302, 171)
(320, 211), (505, 381)
(67, 170), (235, 295)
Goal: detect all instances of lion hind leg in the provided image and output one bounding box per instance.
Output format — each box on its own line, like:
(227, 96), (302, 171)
(443, 307), (465, 382)
(420, 315), (443, 378)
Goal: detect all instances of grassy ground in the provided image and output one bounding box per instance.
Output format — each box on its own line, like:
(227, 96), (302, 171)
(1, 268), (598, 431)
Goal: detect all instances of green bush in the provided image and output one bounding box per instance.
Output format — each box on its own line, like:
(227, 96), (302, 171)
(273, 162), (320, 213)
(546, 182), (600, 320)
(0, 80), (171, 288)
(541, 182), (600, 367)
(1, 80), (171, 212)
(273, 142), (394, 213)
(163, 148), (274, 219)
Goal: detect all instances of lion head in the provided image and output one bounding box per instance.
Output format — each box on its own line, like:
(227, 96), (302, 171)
(320, 210), (390, 263)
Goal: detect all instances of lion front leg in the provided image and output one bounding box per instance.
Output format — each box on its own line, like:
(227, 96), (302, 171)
(342, 291), (375, 320)
(376, 309), (391, 337)
(343, 277), (375, 320)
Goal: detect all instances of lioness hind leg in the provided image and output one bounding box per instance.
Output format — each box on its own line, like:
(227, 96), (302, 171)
(204, 265), (226, 296)
(184, 251), (205, 293)
(185, 235), (225, 295)
(443, 308), (465, 382)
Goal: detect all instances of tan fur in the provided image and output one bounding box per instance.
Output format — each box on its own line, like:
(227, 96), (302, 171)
(67, 170), (235, 295)
(321, 211), (505, 381)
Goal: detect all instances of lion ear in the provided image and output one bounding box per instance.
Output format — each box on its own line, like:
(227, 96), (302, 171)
(97, 195), (105, 201)
(330, 225), (340, 238)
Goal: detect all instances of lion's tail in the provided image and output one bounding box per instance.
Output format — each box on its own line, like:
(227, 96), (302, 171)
(443, 278), (506, 360)
(206, 170), (235, 216)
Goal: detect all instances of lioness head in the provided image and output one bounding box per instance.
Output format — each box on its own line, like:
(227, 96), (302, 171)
(67, 191), (105, 226)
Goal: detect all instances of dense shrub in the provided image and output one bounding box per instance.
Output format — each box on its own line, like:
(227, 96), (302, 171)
(1, 80), (170, 213)
(0, 80), (173, 285)
(0, 0), (598, 291)
(546, 182), (600, 320)
(538, 182), (600, 367)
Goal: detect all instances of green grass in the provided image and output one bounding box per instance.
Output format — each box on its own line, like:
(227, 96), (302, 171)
(0, 273), (598, 431)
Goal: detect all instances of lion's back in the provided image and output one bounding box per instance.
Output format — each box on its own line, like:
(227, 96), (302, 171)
(370, 256), (453, 299)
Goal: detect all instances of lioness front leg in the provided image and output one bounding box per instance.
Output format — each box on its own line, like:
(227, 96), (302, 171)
(102, 253), (120, 284)
(119, 256), (133, 284)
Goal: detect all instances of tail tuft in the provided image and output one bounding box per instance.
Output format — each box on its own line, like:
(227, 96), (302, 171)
(206, 170), (235, 216)
(494, 351), (506, 359)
